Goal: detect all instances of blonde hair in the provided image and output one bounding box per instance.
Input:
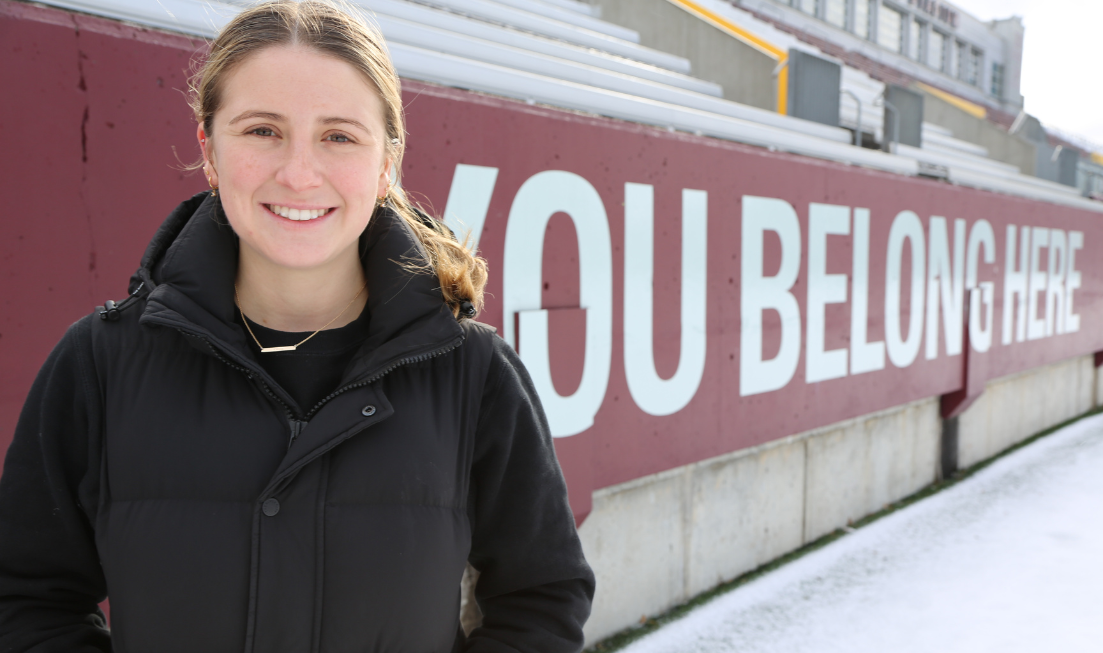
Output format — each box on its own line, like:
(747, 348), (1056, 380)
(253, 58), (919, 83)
(189, 0), (487, 318)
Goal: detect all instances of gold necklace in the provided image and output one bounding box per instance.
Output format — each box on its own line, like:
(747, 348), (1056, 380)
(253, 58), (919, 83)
(235, 282), (367, 353)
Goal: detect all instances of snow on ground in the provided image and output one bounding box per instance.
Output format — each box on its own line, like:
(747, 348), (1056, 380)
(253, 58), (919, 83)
(620, 414), (1103, 653)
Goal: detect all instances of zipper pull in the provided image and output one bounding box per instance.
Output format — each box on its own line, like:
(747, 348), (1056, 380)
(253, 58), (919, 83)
(288, 418), (308, 449)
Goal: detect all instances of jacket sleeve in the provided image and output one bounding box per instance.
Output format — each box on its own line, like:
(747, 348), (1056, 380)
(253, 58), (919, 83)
(464, 336), (595, 653)
(463, 337), (600, 653)
(0, 316), (111, 652)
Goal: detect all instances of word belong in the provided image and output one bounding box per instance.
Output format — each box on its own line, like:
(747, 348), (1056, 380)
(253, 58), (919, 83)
(740, 197), (1083, 396)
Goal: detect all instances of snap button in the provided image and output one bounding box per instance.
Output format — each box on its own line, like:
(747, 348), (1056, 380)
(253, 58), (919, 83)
(262, 498), (280, 517)
(361, 405), (377, 417)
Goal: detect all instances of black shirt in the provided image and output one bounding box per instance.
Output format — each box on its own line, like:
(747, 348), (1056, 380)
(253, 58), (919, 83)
(235, 305), (370, 416)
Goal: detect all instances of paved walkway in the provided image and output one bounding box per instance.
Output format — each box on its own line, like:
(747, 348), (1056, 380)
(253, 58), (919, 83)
(621, 414), (1103, 653)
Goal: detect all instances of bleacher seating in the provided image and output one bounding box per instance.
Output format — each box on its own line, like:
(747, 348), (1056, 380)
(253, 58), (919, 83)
(28, 0), (1103, 212)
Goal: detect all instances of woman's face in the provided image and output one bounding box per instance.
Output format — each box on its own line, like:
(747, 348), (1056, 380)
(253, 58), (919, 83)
(200, 45), (391, 271)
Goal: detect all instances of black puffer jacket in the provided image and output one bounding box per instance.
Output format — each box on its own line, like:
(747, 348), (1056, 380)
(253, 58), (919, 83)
(0, 192), (594, 653)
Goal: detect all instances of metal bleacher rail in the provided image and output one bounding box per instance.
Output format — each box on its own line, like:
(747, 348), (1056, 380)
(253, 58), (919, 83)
(367, 0), (718, 93)
(26, 0), (1103, 213)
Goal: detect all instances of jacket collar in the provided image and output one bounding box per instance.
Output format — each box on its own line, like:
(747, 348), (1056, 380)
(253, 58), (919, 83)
(137, 192), (464, 399)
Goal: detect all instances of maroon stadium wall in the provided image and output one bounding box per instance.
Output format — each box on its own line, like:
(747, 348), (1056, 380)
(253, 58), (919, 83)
(2, 0), (1100, 531)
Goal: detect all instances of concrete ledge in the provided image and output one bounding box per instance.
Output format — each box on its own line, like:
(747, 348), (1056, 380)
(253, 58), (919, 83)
(579, 355), (1098, 645)
(1095, 362), (1103, 408)
(957, 355), (1094, 469)
(684, 435), (805, 598)
(580, 465), (689, 637)
(579, 398), (938, 643)
(803, 399), (939, 542)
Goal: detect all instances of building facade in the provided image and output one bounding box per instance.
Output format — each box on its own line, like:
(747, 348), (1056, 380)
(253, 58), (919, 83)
(737, 0), (1024, 112)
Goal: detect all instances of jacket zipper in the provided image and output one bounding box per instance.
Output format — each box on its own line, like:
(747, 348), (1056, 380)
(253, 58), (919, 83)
(179, 330), (304, 449)
(258, 334), (467, 499)
(181, 327), (464, 446)
(303, 335), (466, 419)
(288, 418), (307, 448)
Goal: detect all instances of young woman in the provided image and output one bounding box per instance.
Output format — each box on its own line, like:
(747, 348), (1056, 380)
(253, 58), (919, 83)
(0, 2), (594, 651)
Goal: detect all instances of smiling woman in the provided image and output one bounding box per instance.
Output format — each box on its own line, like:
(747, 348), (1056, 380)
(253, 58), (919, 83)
(201, 44), (390, 330)
(0, 2), (594, 652)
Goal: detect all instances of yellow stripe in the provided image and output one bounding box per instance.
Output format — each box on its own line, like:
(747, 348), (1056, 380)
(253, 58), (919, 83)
(1092, 152), (1103, 167)
(665, 0), (785, 57)
(915, 82), (987, 119)
(664, 0), (789, 114)
(777, 63), (788, 116)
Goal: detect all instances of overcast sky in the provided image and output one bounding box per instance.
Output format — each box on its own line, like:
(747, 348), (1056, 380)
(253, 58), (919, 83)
(950, 0), (1103, 150)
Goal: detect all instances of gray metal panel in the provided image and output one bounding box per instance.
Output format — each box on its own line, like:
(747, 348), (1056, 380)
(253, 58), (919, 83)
(883, 85), (924, 149)
(1016, 114), (1077, 187)
(1034, 146), (1059, 184)
(786, 49), (841, 127)
(1057, 147), (1081, 187)
(1018, 114), (1047, 144)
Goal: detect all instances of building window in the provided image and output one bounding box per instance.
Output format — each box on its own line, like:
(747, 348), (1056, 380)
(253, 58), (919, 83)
(952, 40), (964, 78)
(929, 30), (945, 71)
(791, 0), (818, 15)
(853, 0), (871, 38)
(909, 20), (925, 61)
(878, 5), (904, 53)
(824, 0), (846, 28)
(991, 62), (1005, 98)
(967, 48), (982, 86)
